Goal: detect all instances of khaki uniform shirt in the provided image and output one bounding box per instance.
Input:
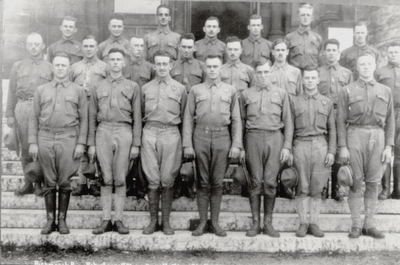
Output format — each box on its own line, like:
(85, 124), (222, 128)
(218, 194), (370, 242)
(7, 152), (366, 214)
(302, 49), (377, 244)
(48, 38), (83, 65)
(28, 80), (88, 145)
(123, 56), (155, 89)
(195, 37), (226, 62)
(144, 27), (180, 62)
(241, 35), (272, 68)
(182, 79), (243, 149)
(88, 76), (142, 147)
(221, 61), (255, 94)
(6, 57), (52, 117)
(375, 63), (400, 109)
(97, 36), (131, 62)
(270, 62), (302, 97)
(170, 56), (206, 93)
(337, 79), (395, 147)
(284, 28), (322, 70)
(240, 83), (293, 150)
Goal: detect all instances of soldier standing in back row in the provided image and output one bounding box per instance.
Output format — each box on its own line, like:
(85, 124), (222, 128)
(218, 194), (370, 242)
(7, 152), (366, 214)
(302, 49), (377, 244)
(195, 17), (226, 63)
(6, 33), (53, 196)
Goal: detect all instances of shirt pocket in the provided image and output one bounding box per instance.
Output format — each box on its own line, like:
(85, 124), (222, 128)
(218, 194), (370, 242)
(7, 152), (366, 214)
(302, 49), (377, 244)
(64, 95), (79, 118)
(374, 93), (389, 119)
(94, 68), (107, 80)
(261, 50), (271, 59)
(287, 75), (299, 96)
(97, 90), (109, 110)
(239, 72), (250, 87)
(270, 96), (282, 117)
(294, 107), (307, 130)
(316, 106), (329, 131)
(139, 72), (151, 85)
(148, 39), (158, 52)
(120, 89), (133, 112)
(40, 95), (53, 116)
(167, 93), (181, 115)
(290, 39), (303, 57)
(348, 95), (364, 117)
(39, 73), (52, 85)
(220, 95), (232, 118)
(16, 72), (29, 88)
(190, 69), (203, 85)
(144, 93), (156, 114)
(310, 38), (320, 54)
(167, 41), (178, 58)
(245, 97), (259, 118)
(338, 76), (349, 88)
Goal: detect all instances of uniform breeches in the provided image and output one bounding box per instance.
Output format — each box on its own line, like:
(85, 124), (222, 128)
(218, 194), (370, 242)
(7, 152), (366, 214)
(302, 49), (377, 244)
(15, 100), (33, 171)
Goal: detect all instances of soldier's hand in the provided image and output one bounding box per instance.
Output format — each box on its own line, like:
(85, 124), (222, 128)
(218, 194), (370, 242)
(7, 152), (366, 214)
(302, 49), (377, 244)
(288, 153), (294, 167)
(73, 144), (85, 159)
(280, 148), (290, 164)
(130, 146), (140, 160)
(184, 147), (196, 160)
(239, 150), (246, 163)
(29, 144), (39, 160)
(88, 146), (96, 161)
(381, 146), (392, 164)
(7, 117), (14, 128)
(339, 147), (350, 164)
(229, 147), (240, 159)
(325, 153), (335, 167)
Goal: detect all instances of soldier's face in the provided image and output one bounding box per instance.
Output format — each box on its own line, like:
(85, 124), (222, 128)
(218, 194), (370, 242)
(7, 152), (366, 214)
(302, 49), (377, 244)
(60, 20), (77, 38)
(130, 38), (144, 58)
(272, 42), (289, 63)
(298, 8), (313, 27)
(153, 55), (172, 78)
(157, 7), (171, 26)
(203, 20), (220, 38)
(82, 39), (98, 59)
(325, 44), (340, 64)
(52, 56), (70, 80)
(108, 52), (125, 73)
(248, 18), (263, 36)
(205, 57), (222, 80)
(387, 46), (400, 65)
(26, 35), (45, 58)
(357, 55), (376, 79)
(302, 70), (320, 92)
(255, 62), (271, 87)
(180, 39), (195, 59)
(354, 25), (368, 46)
(109, 19), (124, 38)
(226, 41), (242, 62)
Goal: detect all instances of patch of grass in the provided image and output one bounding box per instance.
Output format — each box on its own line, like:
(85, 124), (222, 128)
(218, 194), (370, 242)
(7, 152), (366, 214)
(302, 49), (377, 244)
(65, 243), (94, 256)
(188, 247), (217, 259)
(136, 245), (150, 255)
(1, 242), (17, 258)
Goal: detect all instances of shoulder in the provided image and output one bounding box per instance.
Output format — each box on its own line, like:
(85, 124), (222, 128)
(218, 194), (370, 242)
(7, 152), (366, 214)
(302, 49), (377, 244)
(70, 60), (83, 71)
(98, 40), (108, 48)
(142, 79), (157, 90)
(242, 38), (250, 44)
(171, 31), (181, 38)
(195, 39), (204, 45)
(319, 94), (334, 107)
(375, 65), (391, 76)
(260, 38), (272, 46)
(285, 31), (297, 39)
(220, 82), (236, 93)
(271, 85), (289, 97)
(170, 79), (186, 91)
(311, 31), (322, 42)
(240, 63), (254, 73)
(122, 78), (140, 90)
(48, 40), (60, 49)
(11, 59), (25, 71)
(287, 64), (301, 75)
(217, 39), (226, 47)
(72, 39), (82, 46)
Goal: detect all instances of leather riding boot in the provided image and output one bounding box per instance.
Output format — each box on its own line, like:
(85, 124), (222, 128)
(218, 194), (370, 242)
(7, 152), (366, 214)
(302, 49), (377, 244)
(192, 188), (209, 236)
(71, 184), (89, 196)
(89, 184), (101, 197)
(41, 190), (57, 235)
(58, 190), (71, 234)
(34, 182), (45, 197)
(143, 188), (160, 235)
(210, 188), (226, 237)
(308, 198), (324, 237)
(295, 197), (309, 237)
(378, 166), (391, 200)
(263, 196), (280, 237)
(92, 220), (113, 235)
(391, 163), (400, 199)
(161, 187), (174, 235)
(246, 195), (261, 237)
(14, 180), (34, 196)
(331, 163), (343, 202)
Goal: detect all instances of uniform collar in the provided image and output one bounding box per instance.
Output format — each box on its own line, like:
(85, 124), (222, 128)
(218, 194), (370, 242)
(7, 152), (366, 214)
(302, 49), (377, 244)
(180, 56), (194, 64)
(157, 26), (171, 35)
(324, 61), (339, 70)
(205, 78), (222, 88)
(303, 91), (320, 100)
(297, 27), (310, 35)
(83, 57), (99, 65)
(272, 62), (288, 70)
(357, 78), (376, 87)
(227, 60), (241, 68)
(156, 75), (172, 85)
(248, 34), (261, 43)
(109, 35), (124, 44)
(129, 56), (144, 65)
(107, 75), (124, 84)
(29, 56), (44, 65)
(255, 82), (272, 91)
(205, 36), (218, 45)
(388, 62), (400, 68)
(52, 80), (70, 88)
(61, 37), (75, 44)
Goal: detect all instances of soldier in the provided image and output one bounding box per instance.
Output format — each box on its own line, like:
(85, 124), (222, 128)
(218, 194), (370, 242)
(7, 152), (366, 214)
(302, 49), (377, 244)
(338, 52), (394, 239)
(144, 4), (180, 63)
(97, 13), (131, 63)
(221, 36), (255, 94)
(195, 17), (226, 62)
(240, 59), (293, 238)
(70, 35), (108, 197)
(171, 33), (206, 93)
(242, 14), (272, 68)
(141, 51), (187, 236)
(270, 38), (302, 98)
(88, 48), (141, 235)
(6, 33), (52, 196)
(290, 69), (336, 238)
(48, 16), (83, 65)
(28, 51), (88, 235)
(339, 22), (381, 80)
(284, 4), (322, 71)
(123, 36), (155, 89)
(375, 41), (400, 200)
(183, 55), (242, 237)
(317, 38), (353, 201)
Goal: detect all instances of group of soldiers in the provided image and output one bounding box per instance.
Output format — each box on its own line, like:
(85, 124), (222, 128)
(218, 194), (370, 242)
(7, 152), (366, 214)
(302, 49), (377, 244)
(5, 3), (400, 240)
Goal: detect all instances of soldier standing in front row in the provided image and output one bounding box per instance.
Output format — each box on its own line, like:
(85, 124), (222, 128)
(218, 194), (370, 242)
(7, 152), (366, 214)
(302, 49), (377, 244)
(183, 55), (242, 237)
(29, 52), (88, 235)
(6, 33), (53, 196)
(338, 52), (394, 239)
(240, 59), (293, 238)
(291, 69), (336, 238)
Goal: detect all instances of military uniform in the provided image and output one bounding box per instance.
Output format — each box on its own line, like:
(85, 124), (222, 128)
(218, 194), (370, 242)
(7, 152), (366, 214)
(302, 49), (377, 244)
(241, 36), (272, 68)
(97, 36), (131, 62)
(337, 79), (394, 233)
(221, 61), (255, 94)
(270, 62), (302, 98)
(339, 45), (381, 80)
(48, 38), (83, 65)
(170, 56), (206, 93)
(195, 37), (226, 62)
(123, 56), (154, 89)
(284, 28), (322, 71)
(144, 28), (180, 62)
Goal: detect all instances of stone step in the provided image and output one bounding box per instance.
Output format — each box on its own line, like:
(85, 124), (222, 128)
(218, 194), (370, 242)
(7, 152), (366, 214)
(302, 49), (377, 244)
(3, 192), (400, 214)
(2, 209), (400, 232)
(2, 148), (20, 161)
(2, 229), (400, 253)
(2, 161), (23, 175)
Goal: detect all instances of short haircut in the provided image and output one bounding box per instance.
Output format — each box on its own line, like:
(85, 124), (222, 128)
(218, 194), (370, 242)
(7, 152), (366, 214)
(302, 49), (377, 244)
(355, 21), (368, 30)
(272, 38), (289, 50)
(53, 51), (71, 62)
(153, 50), (172, 62)
(387, 41), (400, 49)
(249, 14), (262, 22)
(63, 16), (77, 23)
(254, 58), (272, 69)
(180, 33), (195, 42)
(157, 4), (170, 14)
(205, 16), (220, 27)
(108, 48), (126, 57)
(323, 38), (340, 50)
(303, 67), (319, 76)
(82, 35), (97, 44)
(130, 35), (143, 40)
(298, 3), (314, 13)
(109, 13), (124, 23)
(26, 32), (43, 43)
(357, 51), (376, 62)
(226, 36), (242, 46)
(205, 54), (223, 63)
